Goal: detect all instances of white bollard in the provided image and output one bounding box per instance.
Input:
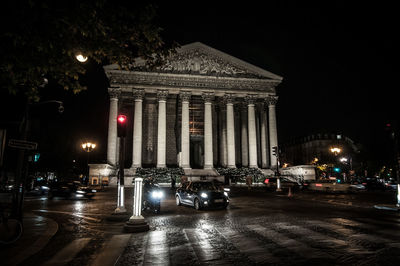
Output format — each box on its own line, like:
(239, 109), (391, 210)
(115, 181), (126, 213)
(132, 178), (143, 218)
(125, 177), (149, 232)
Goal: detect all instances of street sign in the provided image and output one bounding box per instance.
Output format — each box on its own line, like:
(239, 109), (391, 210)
(8, 139), (38, 150)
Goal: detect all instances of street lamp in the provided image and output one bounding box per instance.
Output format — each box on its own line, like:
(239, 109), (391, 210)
(75, 54), (88, 63)
(81, 142), (96, 185)
(330, 147), (341, 156)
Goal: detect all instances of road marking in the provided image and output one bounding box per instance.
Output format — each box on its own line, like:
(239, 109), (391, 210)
(275, 222), (347, 247)
(91, 234), (131, 266)
(143, 231), (169, 266)
(185, 229), (221, 262)
(310, 219), (392, 244)
(34, 209), (101, 222)
(44, 238), (91, 265)
(171, 230), (197, 265)
(247, 224), (333, 259)
(216, 227), (277, 264)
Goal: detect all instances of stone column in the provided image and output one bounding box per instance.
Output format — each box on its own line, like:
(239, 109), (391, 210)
(260, 104), (269, 168)
(180, 91), (191, 169)
(246, 95), (258, 168)
(107, 88), (120, 166)
(266, 95), (279, 168)
(157, 90), (168, 168)
(225, 94), (236, 168)
(132, 89), (144, 168)
(240, 104), (249, 167)
(202, 92), (214, 169)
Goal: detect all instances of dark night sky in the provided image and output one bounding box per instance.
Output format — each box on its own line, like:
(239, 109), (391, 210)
(2, 1), (399, 170)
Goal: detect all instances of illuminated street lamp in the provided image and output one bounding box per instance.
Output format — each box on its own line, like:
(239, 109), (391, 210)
(75, 53), (88, 63)
(82, 142), (96, 152)
(81, 142), (96, 184)
(330, 147), (341, 156)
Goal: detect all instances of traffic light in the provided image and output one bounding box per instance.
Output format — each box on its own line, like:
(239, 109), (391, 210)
(34, 153), (40, 162)
(117, 114), (127, 137)
(272, 146), (278, 157)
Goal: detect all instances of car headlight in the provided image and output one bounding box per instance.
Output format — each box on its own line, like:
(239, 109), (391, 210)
(201, 192), (208, 198)
(224, 191), (228, 197)
(92, 189), (97, 193)
(151, 191), (164, 199)
(41, 186), (49, 190)
(77, 190), (85, 194)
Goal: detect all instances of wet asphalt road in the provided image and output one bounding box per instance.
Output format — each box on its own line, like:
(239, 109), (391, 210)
(20, 187), (400, 265)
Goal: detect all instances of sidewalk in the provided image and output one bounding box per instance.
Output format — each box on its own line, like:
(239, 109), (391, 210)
(1, 212), (58, 265)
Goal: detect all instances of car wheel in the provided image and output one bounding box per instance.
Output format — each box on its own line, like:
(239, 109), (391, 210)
(194, 198), (201, 210)
(175, 195), (181, 206)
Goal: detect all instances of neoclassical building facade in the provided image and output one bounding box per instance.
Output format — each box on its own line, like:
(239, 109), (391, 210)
(89, 42), (283, 185)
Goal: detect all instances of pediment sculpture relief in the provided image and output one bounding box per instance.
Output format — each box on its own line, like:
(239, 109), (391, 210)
(136, 49), (263, 79)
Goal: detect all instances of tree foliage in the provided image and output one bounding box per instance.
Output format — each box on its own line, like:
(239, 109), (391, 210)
(0, 0), (176, 101)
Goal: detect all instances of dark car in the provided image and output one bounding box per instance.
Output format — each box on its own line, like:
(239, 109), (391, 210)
(48, 181), (96, 199)
(175, 180), (229, 210)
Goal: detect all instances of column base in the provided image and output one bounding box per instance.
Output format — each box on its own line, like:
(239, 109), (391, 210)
(227, 165), (236, 168)
(156, 164), (166, 168)
(203, 165), (213, 169)
(249, 165), (258, 168)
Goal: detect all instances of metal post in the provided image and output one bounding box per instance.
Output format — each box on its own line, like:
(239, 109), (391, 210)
(115, 136), (126, 213)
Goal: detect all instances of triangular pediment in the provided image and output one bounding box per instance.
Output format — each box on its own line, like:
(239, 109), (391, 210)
(124, 42), (282, 80)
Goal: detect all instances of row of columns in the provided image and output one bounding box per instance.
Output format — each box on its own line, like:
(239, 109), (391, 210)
(107, 89), (279, 169)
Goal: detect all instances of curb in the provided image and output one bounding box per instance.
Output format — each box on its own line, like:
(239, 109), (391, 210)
(11, 214), (59, 265)
(374, 205), (399, 211)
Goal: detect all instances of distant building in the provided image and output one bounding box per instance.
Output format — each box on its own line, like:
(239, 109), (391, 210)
(91, 42), (284, 185)
(281, 133), (361, 168)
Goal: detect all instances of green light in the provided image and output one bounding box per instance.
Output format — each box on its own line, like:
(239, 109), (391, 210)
(333, 167), (340, 173)
(34, 153), (40, 162)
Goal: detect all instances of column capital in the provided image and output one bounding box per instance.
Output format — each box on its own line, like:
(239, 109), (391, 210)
(265, 95), (279, 106)
(108, 88), (121, 99)
(245, 94), (258, 105)
(202, 92), (215, 103)
(157, 90), (169, 101)
(132, 89), (145, 100)
(223, 93), (235, 104)
(180, 91), (191, 102)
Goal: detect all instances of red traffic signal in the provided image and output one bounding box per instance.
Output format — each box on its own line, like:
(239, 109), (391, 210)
(118, 115), (127, 124)
(117, 114), (127, 137)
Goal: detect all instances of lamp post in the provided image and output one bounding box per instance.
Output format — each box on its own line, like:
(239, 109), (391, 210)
(81, 142), (96, 185)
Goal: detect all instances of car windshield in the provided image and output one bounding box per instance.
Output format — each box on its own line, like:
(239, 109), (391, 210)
(192, 182), (217, 191)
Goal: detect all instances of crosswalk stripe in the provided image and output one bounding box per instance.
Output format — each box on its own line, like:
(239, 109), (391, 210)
(310, 220), (392, 244)
(91, 234), (131, 266)
(275, 222), (347, 247)
(185, 228), (221, 263)
(170, 230), (198, 265)
(43, 238), (91, 266)
(216, 227), (278, 264)
(247, 224), (333, 259)
(143, 231), (169, 266)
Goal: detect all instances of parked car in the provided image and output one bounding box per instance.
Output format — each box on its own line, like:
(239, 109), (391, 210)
(175, 180), (229, 210)
(48, 181), (96, 199)
(384, 180), (398, 191)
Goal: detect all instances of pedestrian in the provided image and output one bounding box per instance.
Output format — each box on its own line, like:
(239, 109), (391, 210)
(245, 176), (252, 190)
(171, 176), (176, 190)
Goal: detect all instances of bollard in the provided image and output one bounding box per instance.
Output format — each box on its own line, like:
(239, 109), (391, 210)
(124, 177), (149, 232)
(288, 186), (293, 197)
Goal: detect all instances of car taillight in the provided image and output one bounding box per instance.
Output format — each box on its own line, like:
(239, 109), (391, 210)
(316, 184), (322, 187)
(264, 179), (269, 184)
